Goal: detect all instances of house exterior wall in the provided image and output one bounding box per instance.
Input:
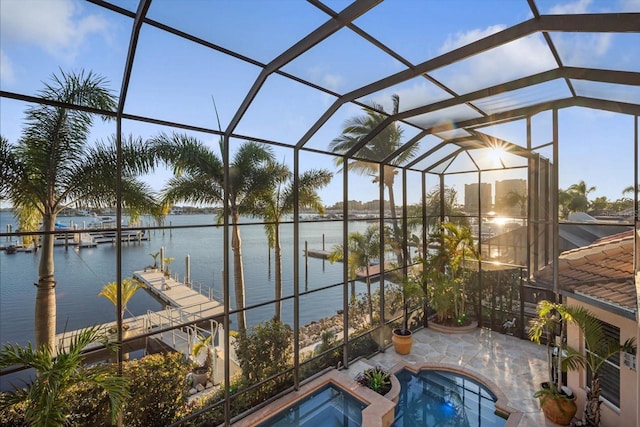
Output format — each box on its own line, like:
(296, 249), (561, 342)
(565, 296), (637, 427)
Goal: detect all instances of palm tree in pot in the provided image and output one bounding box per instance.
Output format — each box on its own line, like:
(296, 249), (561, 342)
(98, 278), (143, 336)
(190, 334), (213, 387)
(391, 273), (422, 355)
(529, 301), (635, 426)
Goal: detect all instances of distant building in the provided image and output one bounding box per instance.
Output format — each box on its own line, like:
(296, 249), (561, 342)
(464, 182), (492, 214)
(495, 179), (527, 217)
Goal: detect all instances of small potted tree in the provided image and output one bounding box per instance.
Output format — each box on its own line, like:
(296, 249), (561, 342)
(530, 301), (637, 425)
(163, 256), (175, 278)
(148, 251), (160, 272)
(529, 301), (577, 426)
(391, 273), (422, 355)
(190, 334), (213, 387)
(99, 278), (143, 339)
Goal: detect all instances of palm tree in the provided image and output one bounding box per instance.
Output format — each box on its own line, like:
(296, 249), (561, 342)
(501, 190), (527, 217)
(256, 162), (332, 321)
(562, 180), (596, 215)
(529, 302), (636, 426)
(622, 184), (639, 199)
(149, 133), (275, 332)
(0, 326), (129, 426)
(0, 70), (156, 351)
(328, 224), (381, 324)
(568, 180), (596, 199)
(99, 278), (144, 325)
(424, 222), (479, 324)
(329, 94), (418, 267)
(425, 186), (467, 232)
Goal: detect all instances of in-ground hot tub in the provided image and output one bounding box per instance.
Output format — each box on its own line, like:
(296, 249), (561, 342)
(255, 383), (366, 426)
(234, 369), (396, 427)
(389, 363), (522, 427)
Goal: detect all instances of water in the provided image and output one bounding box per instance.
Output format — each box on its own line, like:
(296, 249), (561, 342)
(255, 384), (365, 427)
(393, 369), (507, 427)
(0, 212), (373, 347)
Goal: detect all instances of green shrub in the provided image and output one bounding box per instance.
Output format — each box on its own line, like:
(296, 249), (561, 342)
(235, 319), (293, 384)
(122, 351), (190, 427)
(0, 401), (27, 427)
(355, 366), (391, 395)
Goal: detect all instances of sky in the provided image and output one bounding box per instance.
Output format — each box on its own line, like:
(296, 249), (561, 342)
(1, 0), (640, 210)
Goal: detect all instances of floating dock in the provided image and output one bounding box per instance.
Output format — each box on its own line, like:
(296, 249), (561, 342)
(304, 248), (332, 259)
(55, 271), (224, 356)
(132, 270), (224, 322)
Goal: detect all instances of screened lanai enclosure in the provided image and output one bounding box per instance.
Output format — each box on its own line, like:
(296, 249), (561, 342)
(1, 0), (639, 425)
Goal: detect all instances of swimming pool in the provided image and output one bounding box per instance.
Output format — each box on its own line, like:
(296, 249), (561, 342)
(255, 383), (366, 427)
(392, 368), (507, 427)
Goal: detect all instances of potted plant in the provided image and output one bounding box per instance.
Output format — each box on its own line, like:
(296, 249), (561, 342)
(163, 256), (175, 278)
(529, 301), (576, 426)
(190, 334), (213, 387)
(391, 274), (422, 355)
(98, 278), (143, 340)
(423, 222), (479, 329)
(148, 251), (160, 271)
(355, 365), (391, 396)
(526, 301), (633, 426)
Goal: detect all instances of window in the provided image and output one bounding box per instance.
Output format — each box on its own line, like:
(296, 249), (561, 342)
(586, 321), (621, 407)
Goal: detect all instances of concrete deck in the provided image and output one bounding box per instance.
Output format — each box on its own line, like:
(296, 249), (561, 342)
(364, 327), (564, 427)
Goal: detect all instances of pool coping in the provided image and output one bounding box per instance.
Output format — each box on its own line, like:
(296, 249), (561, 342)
(233, 369), (397, 427)
(388, 361), (523, 427)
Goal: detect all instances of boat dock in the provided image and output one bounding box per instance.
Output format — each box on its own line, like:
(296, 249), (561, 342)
(132, 270), (224, 322)
(304, 248), (332, 259)
(55, 271), (225, 358)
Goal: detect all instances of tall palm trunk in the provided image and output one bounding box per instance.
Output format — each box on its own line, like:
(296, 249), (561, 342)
(586, 374), (602, 426)
(385, 172), (404, 267)
(274, 225), (282, 322)
(35, 213), (57, 350)
(231, 211), (247, 332)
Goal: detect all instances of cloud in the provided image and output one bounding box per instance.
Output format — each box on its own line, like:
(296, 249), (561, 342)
(439, 25), (506, 54)
(433, 27), (557, 94)
(0, 49), (15, 84)
(322, 73), (343, 92)
(554, 32), (612, 64)
(0, 0), (109, 60)
(548, 0), (592, 14)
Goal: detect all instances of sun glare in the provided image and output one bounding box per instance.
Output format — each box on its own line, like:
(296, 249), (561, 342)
(486, 142), (509, 168)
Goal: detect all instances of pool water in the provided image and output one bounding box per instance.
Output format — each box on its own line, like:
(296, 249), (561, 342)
(392, 369), (507, 427)
(256, 384), (366, 427)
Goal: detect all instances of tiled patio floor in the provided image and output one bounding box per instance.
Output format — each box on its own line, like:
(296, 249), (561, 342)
(359, 327), (564, 427)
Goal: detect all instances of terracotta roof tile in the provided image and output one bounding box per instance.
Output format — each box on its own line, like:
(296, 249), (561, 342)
(533, 231), (636, 312)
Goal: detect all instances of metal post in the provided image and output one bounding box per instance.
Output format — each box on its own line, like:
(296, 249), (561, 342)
(305, 240), (309, 290)
(185, 254), (191, 285)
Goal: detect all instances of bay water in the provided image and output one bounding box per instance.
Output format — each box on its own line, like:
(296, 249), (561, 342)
(0, 212), (373, 347)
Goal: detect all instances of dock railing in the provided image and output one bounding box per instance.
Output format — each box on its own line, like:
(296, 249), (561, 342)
(145, 307), (191, 350)
(186, 280), (223, 304)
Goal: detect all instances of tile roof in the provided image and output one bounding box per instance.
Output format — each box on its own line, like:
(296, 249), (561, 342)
(533, 230), (636, 313)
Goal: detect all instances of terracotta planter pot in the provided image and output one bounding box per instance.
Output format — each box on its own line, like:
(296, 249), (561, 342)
(192, 368), (209, 387)
(540, 393), (577, 426)
(392, 329), (412, 355)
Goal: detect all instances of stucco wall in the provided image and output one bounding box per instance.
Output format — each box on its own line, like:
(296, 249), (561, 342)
(565, 296), (637, 427)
